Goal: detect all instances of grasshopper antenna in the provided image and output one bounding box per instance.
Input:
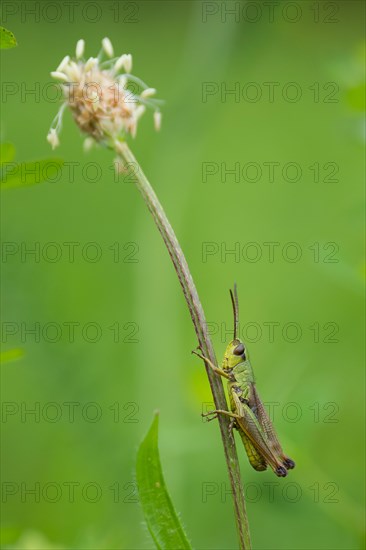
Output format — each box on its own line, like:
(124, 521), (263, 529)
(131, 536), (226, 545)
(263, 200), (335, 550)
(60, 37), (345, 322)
(229, 282), (239, 340)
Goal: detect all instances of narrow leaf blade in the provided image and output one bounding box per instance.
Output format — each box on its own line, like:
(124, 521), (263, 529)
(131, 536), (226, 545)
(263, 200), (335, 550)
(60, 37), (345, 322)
(136, 413), (192, 550)
(0, 26), (17, 49)
(0, 143), (16, 165)
(0, 348), (24, 363)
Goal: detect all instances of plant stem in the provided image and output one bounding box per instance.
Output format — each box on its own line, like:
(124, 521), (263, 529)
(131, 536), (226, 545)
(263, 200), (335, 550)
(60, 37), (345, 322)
(115, 141), (252, 549)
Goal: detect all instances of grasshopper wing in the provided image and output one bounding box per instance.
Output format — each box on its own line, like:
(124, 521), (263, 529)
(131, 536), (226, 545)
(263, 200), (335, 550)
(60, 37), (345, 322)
(251, 385), (295, 470)
(231, 389), (288, 477)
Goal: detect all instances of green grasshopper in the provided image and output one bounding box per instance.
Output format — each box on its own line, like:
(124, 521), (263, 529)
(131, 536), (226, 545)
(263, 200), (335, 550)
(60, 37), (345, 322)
(194, 284), (295, 477)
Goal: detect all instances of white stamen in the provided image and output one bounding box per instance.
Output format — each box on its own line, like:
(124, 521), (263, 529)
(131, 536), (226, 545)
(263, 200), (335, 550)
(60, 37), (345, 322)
(66, 61), (81, 81)
(56, 55), (70, 73)
(124, 54), (132, 73)
(84, 57), (98, 72)
(47, 129), (60, 150)
(114, 55), (126, 73)
(141, 88), (156, 98)
(114, 54), (132, 73)
(130, 120), (137, 138)
(118, 75), (127, 90)
(83, 137), (94, 152)
(154, 111), (162, 131)
(135, 105), (146, 119)
(50, 71), (69, 82)
(102, 37), (114, 58)
(76, 39), (85, 59)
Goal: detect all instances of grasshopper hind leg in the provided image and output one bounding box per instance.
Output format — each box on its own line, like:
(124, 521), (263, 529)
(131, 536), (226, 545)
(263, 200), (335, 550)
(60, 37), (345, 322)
(237, 428), (267, 472)
(283, 457), (295, 470)
(275, 466), (288, 477)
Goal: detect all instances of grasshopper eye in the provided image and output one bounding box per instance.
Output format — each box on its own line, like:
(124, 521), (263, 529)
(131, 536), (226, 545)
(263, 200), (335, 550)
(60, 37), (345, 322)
(233, 343), (245, 356)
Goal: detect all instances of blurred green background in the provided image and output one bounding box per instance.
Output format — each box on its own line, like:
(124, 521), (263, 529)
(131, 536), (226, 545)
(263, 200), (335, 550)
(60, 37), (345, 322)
(1, 1), (365, 549)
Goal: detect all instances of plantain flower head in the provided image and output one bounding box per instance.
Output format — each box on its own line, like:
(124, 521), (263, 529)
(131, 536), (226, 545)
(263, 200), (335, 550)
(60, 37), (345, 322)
(47, 38), (162, 149)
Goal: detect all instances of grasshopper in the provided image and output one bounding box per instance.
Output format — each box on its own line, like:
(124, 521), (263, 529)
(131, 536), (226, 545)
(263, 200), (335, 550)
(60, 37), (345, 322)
(194, 284), (295, 477)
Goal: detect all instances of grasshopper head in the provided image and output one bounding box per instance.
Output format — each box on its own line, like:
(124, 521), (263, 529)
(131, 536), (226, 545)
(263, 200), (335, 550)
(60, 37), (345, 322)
(222, 284), (249, 371)
(223, 338), (248, 370)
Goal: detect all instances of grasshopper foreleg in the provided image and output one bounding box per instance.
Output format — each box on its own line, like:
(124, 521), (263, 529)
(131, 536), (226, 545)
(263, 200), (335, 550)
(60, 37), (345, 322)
(192, 349), (230, 380)
(202, 409), (241, 421)
(202, 409), (241, 446)
(202, 411), (218, 422)
(202, 409), (238, 445)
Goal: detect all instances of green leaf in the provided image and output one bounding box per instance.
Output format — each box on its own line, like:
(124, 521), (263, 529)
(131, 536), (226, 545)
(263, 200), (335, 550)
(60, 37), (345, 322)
(346, 83), (366, 112)
(136, 413), (192, 550)
(0, 142), (16, 165)
(1, 158), (64, 189)
(0, 26), (17, 49)
(0, 348), (24, 363)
